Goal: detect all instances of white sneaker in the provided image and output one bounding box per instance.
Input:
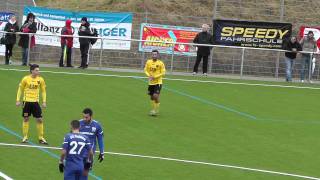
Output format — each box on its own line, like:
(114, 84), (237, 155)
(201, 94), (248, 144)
(301, 80), (304, 83)
(203, 73), (207, 76)
(192, 72), (196, 75)
(9, 60), (12, 65)
(149, 110), (156, 116)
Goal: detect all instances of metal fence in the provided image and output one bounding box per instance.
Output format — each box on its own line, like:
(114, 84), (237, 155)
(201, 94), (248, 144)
(1, 0), (320, 82)
(1, 31), (318, 82)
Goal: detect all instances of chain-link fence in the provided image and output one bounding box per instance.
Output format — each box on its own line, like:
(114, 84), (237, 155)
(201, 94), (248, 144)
(1, 0), (320, 82)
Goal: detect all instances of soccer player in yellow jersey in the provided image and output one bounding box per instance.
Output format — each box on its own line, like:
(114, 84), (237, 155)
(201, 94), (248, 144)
(144, 50), (166, 116)
(16, 64), (48, 144)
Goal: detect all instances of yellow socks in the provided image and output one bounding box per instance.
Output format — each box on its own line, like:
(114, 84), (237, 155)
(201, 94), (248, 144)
(22, 121), (29, 138)
(151, 100), (156, 111)
(155, 102), (160, 113)
(37, 122), (44, 140)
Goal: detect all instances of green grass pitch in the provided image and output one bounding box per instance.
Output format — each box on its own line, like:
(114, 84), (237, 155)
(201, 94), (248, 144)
(0, 65), (320, 180)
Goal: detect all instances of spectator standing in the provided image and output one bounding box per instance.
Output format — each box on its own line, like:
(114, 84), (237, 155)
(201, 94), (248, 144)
(192, 24), (213, 76)
(283, 36), (302, 82)
(299, 31), (317, 82)
(3, 15), (19, 65)
(59, 19), (74, 67)
(18, 13), (37, 66)
(78, 17), (93, 69)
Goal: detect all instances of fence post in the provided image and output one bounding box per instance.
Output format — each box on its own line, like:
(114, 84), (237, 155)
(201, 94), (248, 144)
(240, 48), (245, 78)
(187, 55), (190, 72)
(275, 53), (280, 78)
(99, 37), (103, 69)
(170, 43), (174, 74)
(275, 0), (285, 79)
(308, 53), (313, 82)
(209, 0), (218, 74)
(27, 33), (32, 65)
(141, 11), (148, 69)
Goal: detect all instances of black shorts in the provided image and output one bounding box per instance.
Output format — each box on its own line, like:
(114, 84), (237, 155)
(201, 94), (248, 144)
(148, 84), (162, 96)
(22, 102), (42, 118)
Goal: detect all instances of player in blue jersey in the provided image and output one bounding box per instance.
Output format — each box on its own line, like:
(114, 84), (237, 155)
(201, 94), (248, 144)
(59, 120), (93, 180)
(79, 108), (104, 163)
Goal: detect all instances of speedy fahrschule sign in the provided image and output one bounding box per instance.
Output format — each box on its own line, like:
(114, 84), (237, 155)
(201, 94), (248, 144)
(139, 23), (201, 56)
(23, 6), (132, 50)
(213, 20), (292, 49)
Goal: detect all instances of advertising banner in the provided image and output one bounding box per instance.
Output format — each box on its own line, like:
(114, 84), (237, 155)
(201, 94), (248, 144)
(213, 19), (292, 49)
(23, 6), (132, 50)
(139, 23), (201, 56)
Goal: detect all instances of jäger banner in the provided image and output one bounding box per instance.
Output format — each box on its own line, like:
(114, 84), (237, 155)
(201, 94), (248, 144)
(139, 23), (201, 56)
(213, 20), (292, 49)
(23, 6), (133, 50)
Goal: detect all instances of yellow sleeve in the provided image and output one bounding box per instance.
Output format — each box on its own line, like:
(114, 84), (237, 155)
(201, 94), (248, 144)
(154, 62), (166, 78)
(16, 78), (26, 102)
(40, 78), (47, 103)
(144, 61), (150, 77)
(162, 62), (166, 76)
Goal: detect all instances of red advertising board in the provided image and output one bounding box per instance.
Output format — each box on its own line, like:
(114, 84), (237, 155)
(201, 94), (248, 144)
(139, 23), (201, 56)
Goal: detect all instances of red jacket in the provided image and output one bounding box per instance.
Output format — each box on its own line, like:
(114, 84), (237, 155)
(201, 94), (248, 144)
(61, 19), (73, 48)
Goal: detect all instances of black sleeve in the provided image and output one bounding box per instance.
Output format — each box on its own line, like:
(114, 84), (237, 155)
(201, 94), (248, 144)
(14, 24), (19, 32)
(297, 43), (302, 51)
(209, 34), (214, 44)
(3, 23), (10, 32)
(84, 27), (92, 36)
(28, 22), (37, 33)
(282, 40), (289, 50)
(78, 25), (92, 36)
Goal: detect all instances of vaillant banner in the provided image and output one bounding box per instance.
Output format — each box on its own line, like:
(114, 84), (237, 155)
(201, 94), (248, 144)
(23, 6), (133, 50)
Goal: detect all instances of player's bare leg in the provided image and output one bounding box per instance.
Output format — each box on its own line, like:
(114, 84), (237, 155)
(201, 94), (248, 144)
(149, 95), (157, 116)
(22, 117), (29, 143)
(36, 118), (48, 145)
(153, 94), (160, 114)
(149, 94), (160, 116)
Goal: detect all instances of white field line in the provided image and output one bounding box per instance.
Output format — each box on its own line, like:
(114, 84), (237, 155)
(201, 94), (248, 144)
(0, 142), (319, 180)
(0, 171), (13, 180)
(1, 67), (320, 90)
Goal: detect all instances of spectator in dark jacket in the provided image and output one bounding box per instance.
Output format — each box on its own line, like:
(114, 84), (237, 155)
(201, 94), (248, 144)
(18, 13), (37, 66)
(4, 15), (19, 65)
(283, 36), (302, 82)
(192, 24), (213, 76)
(78, 17), (93, 69)
(59, 19), (74, 67)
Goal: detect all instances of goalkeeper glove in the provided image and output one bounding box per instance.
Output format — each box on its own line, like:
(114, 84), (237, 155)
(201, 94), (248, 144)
(98, 153), (104, 162)
(59, 162), (64, 173)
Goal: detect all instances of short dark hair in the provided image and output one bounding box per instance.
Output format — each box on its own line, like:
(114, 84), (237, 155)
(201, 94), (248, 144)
(152, 49), (159, 54)
(70, 120), (80, 129)
(83, 108), (93, 116)
(308, 31), (314, 35)
(29, 64), (39, 72)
